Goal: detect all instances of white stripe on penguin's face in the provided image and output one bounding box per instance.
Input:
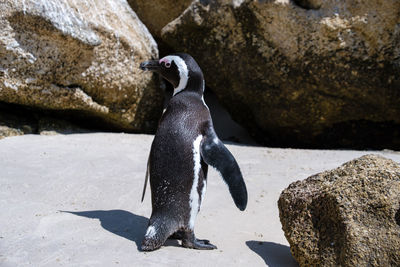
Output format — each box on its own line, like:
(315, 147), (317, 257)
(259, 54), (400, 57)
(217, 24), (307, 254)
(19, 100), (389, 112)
(159, 55), (189, 96)
(189, 135), (203, 230)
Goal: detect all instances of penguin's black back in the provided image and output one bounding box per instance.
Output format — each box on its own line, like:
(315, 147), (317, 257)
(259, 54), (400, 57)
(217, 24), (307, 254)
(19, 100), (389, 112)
(149, 91), (211, 211)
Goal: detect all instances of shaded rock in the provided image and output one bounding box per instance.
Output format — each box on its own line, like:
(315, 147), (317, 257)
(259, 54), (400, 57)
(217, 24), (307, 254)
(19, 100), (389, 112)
(293, 0), (322, 10)
(127, 0), (193, 39)
(37, 117), (89, 135)
(278, 154), (400, 266)
(0, 0), (163, 133)
(0, 125), (28, 139)
(0, 103), (90, 139)
(161, 0), (400, 148)
(0, 107), (35, 139)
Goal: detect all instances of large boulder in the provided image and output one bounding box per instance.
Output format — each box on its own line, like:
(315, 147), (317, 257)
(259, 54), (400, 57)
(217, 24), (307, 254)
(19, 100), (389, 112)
(0, 0), (163, 133)
(161, 0), (400, 148)
(278, 154), (400, 266)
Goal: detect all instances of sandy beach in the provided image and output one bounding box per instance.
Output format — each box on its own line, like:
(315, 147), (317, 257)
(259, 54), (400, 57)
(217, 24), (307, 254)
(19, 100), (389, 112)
(1, 133), (399, 266)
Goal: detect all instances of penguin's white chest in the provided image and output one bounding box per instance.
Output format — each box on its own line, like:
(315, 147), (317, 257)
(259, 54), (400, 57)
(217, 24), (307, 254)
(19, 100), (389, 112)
(189, 135), (205, 229)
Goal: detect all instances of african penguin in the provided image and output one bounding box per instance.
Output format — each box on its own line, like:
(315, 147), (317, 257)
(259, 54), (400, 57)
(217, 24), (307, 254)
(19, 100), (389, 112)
(139, 53), (247, 251)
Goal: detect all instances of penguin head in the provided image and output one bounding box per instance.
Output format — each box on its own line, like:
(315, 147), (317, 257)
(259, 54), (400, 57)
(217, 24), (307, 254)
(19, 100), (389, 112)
(140, 53), (203, 95)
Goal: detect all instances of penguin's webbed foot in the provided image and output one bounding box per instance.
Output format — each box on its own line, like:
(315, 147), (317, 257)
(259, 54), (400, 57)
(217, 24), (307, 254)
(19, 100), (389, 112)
(194, 238), (217, 250)
(182, 237), (217, 250)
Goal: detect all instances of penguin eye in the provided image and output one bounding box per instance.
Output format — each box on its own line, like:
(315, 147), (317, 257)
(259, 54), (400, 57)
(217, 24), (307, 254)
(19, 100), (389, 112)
(165, 62), (171, 68)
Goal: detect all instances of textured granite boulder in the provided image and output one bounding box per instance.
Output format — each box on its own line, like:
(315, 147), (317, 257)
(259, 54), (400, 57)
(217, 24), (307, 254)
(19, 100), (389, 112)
(278, 154), (400, 266)
(161, 0), (400, 148)
(0, 0), (163, 132)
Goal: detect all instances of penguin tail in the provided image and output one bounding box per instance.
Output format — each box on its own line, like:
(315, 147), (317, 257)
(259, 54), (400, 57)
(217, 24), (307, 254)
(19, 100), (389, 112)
(141, 154), (150, 202)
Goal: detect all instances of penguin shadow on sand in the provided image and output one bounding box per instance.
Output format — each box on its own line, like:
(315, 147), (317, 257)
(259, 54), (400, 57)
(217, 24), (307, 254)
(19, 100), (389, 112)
(246, 241), (299, 267)
(61, 210), (180, 251)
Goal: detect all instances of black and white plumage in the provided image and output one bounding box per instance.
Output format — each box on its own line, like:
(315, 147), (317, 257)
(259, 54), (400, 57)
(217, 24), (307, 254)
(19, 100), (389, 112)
(139, 53), (247, 251)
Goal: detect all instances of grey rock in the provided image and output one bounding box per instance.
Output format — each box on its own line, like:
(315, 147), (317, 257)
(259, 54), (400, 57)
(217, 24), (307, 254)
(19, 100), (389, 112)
(161, 0), (400, 148)
(278, 154), (400, 266)
(0, 0), (163, 133)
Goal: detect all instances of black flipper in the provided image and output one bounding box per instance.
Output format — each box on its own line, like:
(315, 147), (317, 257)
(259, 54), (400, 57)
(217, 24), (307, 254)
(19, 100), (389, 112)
(200, 134), (248, 211)
(141, 153), (150, 202)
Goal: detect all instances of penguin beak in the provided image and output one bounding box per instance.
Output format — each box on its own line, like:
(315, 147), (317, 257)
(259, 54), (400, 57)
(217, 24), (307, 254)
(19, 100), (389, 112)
(140, 60), (160, 71)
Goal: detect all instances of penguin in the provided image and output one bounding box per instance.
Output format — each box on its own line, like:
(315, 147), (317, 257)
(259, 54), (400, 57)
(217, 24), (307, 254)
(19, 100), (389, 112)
(139, 53), (247, 251)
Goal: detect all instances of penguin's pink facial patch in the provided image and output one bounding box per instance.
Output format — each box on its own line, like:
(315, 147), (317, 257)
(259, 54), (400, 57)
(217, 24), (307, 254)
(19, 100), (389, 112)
(159, 58), (171, 68)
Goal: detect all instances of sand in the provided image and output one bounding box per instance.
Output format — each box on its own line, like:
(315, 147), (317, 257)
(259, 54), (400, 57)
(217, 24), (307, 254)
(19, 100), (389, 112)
(1, 133), (399, 266)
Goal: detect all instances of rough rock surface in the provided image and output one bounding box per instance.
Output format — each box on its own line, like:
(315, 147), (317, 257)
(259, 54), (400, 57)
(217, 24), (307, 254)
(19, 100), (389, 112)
(278, 154), (400, 266)
(0, 0), (163, 132)
(127, 0), (192, 39)
(162, 0), (400, 148)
